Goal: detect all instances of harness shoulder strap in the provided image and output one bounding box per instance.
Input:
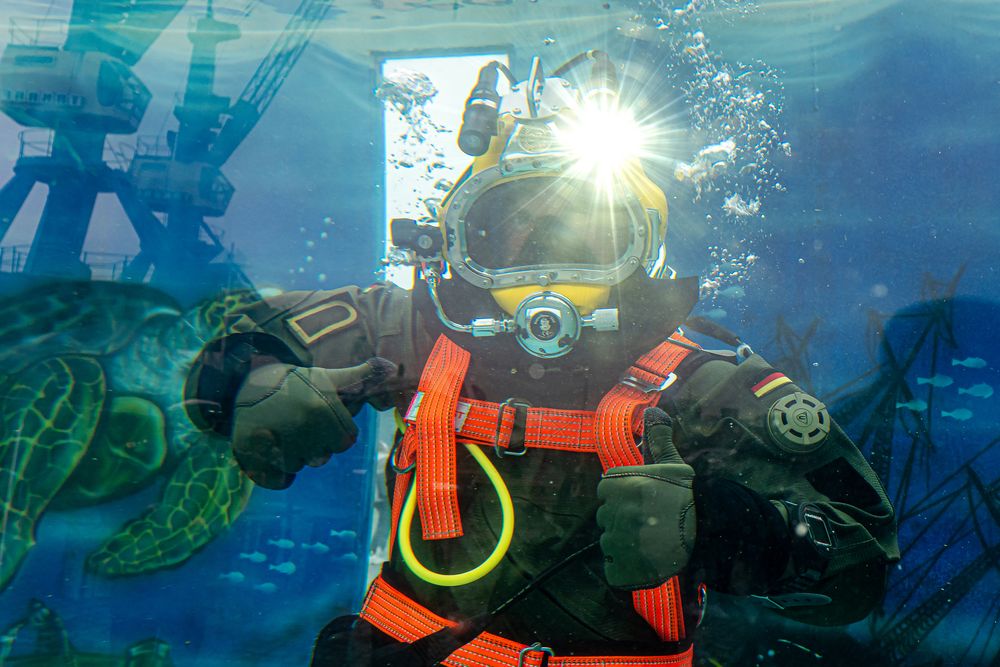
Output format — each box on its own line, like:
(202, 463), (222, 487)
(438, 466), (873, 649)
(595, 332), (700, 642)
(414, 335), (469, 540)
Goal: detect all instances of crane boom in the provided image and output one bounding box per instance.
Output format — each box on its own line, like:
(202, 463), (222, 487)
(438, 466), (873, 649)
(209, 0), (333, 165)
(874, 543), (1000, 664)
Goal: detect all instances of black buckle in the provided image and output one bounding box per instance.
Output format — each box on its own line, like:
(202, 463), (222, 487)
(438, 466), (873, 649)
(801, 507), (835, 548)
(517, 642), (554, 667)
(494, 397), (531, 458)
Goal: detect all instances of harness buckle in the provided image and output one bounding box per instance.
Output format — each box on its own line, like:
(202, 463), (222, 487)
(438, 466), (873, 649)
(620, 371), (678, 394)
(517, 642), (554, 667)
(494, 397), (531, 458)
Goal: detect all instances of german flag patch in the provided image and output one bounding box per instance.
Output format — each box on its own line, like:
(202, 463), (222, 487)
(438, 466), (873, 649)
(751, 371), (792, 398)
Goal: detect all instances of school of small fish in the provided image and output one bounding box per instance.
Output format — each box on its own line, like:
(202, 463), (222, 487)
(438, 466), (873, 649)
(897, 357), (995, 423)
(220, 531), (361, 592)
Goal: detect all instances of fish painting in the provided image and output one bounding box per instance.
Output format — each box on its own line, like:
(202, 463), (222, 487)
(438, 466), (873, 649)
(958, 383), (993, 399)
(917, 374), (953, 388)
(239, 551), (267, 563)
(269, 561), (297, 575)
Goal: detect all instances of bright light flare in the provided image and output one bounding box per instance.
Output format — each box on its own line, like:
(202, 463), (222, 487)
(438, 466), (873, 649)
(556, 101), (647, 186)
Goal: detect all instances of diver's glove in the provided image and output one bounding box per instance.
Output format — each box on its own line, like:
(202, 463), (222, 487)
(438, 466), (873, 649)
(231, 359), (394, 490)
(596, 407), (696, 589)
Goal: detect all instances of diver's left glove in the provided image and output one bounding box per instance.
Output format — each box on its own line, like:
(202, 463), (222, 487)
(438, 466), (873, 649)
(596, 407), (696, 589)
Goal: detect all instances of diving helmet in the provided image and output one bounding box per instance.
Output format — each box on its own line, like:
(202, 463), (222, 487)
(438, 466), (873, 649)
(390, 51), (671, 359)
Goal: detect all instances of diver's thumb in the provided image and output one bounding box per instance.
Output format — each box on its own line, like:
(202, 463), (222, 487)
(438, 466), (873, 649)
(642, 407), (684, 465)
(317, 357), (397, 400)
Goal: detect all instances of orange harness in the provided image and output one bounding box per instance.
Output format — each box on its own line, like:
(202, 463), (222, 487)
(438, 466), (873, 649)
(362, 576), (695, 667)
(364, 333), (698, 665)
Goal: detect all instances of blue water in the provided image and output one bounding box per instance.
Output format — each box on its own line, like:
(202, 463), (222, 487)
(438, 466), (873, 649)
(0, 0), (998, 665)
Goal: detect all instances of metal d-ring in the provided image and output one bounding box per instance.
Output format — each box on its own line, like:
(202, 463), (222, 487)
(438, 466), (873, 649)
(517, 642), (554, 667)
(389, 437), (415, 474)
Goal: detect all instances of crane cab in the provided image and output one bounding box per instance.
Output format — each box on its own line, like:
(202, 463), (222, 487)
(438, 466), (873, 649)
(128, 138), (234, 217)
(0, 45), (150, 134)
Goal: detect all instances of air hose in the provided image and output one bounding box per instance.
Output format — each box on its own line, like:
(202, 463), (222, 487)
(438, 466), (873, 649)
(397, 442), (516, 587)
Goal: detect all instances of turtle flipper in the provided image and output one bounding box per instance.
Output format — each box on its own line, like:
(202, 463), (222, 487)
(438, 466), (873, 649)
(0, 357), (105, 592)
(86, 435), (252, 575)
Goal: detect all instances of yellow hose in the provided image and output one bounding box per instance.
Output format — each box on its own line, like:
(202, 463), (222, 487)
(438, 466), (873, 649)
(397, 443), (515, 587)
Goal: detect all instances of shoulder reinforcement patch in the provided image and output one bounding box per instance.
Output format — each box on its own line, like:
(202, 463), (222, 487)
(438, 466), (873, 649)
(767, 391), (831, 454)
(285, 288), (359, 346)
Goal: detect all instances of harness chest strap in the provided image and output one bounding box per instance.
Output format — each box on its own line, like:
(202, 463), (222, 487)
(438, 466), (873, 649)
(386, 395), (600, 555)
(360, 575), (694, 667)
(392, 337), (608, 548)
(404, 394), (601, 454)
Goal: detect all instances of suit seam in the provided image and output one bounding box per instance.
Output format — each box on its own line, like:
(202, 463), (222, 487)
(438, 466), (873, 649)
(235, 367), (292, 408)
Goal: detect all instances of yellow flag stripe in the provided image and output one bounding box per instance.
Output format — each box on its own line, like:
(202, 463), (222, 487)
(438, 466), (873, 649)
(754, 376), (792, 398)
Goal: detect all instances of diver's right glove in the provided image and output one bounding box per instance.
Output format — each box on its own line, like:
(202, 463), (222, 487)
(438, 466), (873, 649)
(231, 359), (394, 490)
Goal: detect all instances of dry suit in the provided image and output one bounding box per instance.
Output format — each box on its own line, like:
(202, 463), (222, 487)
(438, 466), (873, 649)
(185, 271), (900, 666)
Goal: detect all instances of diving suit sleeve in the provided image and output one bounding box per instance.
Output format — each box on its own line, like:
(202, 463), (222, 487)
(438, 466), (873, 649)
(183, 285), (408, 489)
(185, 285), (401, 435)
(666, 352), (900, 626)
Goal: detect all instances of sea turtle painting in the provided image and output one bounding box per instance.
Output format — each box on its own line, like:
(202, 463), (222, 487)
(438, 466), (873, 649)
(0, 598), (173, 666)
(0, 280), (258, 592)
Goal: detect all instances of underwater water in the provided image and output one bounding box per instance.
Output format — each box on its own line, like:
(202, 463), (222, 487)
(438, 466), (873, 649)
(0, 0), (997, 665)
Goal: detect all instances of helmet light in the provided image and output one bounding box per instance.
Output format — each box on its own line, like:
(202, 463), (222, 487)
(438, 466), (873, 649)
(556, 102), (647, 185)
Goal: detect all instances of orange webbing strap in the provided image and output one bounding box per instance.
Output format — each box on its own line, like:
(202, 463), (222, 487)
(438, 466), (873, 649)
(414, 335), (471, 540)
(389, 379), (598, 554)
(595, 332), (698, 642)
(360, 576), (694, 667)
(404, 396), (599, 454)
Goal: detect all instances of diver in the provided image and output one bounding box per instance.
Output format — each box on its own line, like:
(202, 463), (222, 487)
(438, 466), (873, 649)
(185, 52), (899, 666)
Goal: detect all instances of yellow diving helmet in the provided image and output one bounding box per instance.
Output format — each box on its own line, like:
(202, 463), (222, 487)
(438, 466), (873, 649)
(394, 52), (671, 358)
